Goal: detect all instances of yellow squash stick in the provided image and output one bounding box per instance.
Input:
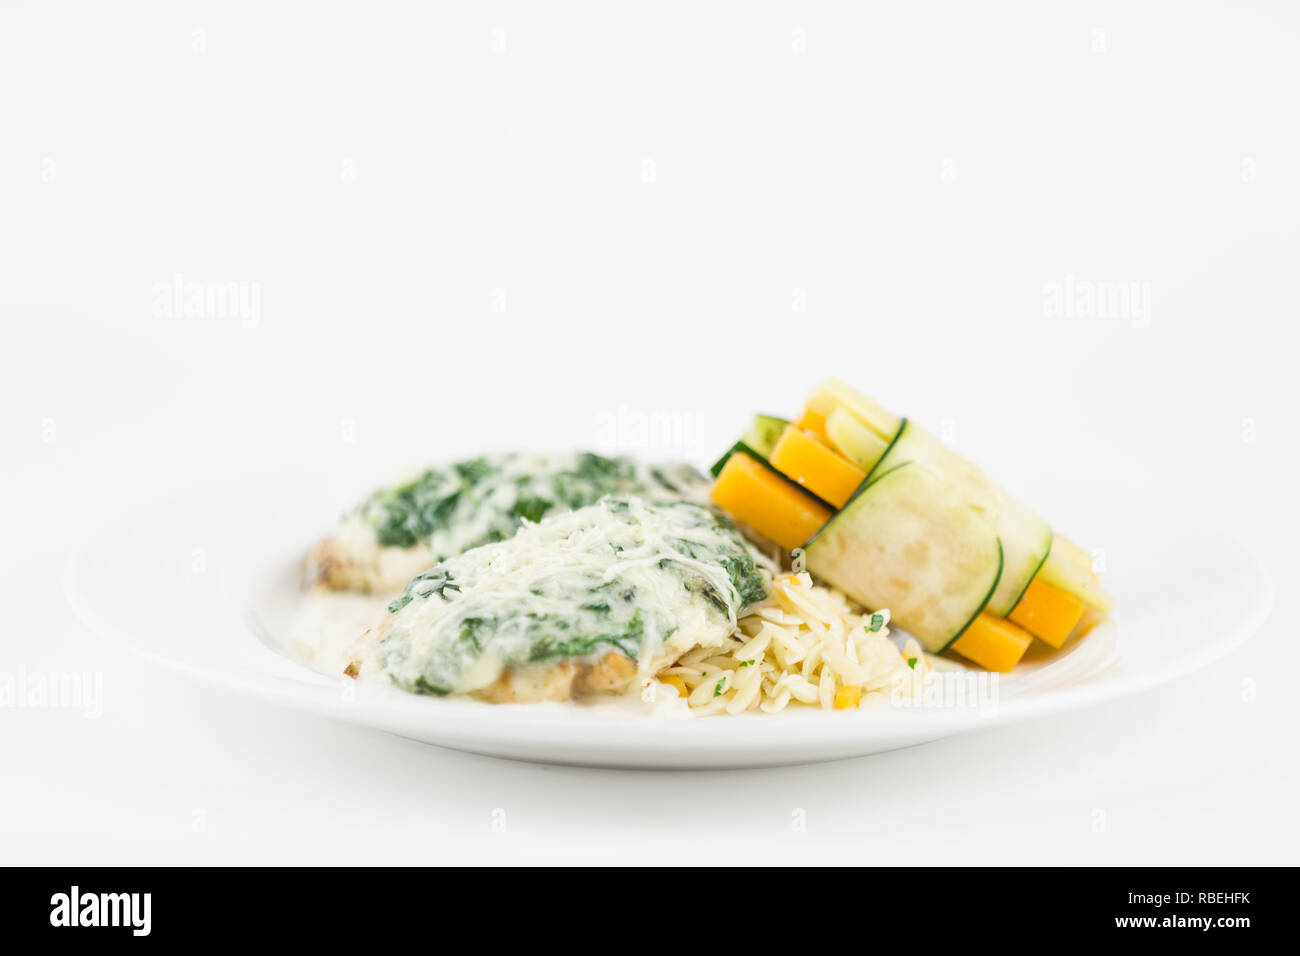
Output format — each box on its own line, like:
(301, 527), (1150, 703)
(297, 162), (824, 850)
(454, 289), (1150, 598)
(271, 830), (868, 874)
(710, 452), (832, 551)
(949, 613), (1034, 673)
(768, 425), (867, 509)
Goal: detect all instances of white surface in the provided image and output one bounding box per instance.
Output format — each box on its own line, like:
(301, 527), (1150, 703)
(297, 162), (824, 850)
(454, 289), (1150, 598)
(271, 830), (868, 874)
(62, 467), (1270, 768)
(2, 0), (1298, 859)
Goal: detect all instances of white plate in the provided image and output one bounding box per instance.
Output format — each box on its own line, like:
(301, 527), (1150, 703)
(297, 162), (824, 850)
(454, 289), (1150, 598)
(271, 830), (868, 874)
(64, 465), (1274, 768)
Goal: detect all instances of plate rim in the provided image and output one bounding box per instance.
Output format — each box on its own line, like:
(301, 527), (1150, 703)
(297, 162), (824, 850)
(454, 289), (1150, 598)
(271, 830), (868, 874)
(61, 475), (1277, 766)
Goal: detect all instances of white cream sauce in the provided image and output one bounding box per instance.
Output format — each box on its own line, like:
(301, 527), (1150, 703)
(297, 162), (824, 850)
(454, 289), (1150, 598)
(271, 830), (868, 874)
(358, 496), (768, 697)
(283, 588), (695, 716)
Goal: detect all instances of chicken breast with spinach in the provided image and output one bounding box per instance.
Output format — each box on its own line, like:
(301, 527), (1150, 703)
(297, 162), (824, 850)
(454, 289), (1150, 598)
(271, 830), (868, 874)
(310, 452), (708, 594)
(345, 496), (769, 703)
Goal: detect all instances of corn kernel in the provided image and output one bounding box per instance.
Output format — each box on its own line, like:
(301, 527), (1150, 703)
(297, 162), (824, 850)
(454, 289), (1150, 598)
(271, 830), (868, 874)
(660, 675), (689, 699)
(834, 686), (862, 710)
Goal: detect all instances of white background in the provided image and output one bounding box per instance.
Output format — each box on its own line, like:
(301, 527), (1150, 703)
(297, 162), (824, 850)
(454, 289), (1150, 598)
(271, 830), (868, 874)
(2, 1), (1297, 863)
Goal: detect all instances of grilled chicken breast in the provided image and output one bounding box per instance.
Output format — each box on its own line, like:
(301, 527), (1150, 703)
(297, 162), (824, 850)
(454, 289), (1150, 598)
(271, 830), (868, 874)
(346, 496), (768, 703)
(309, 452), (708, 595)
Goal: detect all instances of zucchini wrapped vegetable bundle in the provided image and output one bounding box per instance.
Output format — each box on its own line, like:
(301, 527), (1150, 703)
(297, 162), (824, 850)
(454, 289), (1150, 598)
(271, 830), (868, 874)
(708, 380), (1111, 672)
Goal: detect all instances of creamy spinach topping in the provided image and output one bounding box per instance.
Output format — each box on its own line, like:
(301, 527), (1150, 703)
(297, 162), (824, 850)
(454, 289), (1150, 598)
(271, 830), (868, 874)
(369, 496), (768, 697)
(355, 452), (707, 559)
